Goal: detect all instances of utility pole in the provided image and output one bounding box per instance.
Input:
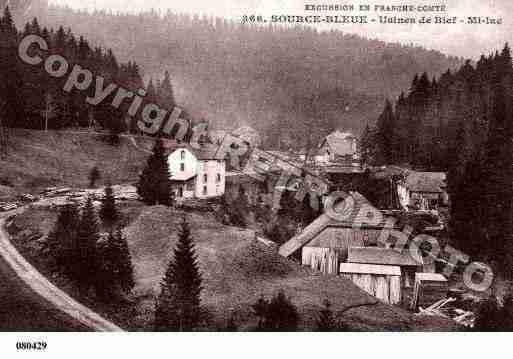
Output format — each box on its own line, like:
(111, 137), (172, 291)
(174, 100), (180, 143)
(0, 102), (8, 155)
(45, 95), (49, 132)
(88, 109), (94, 131)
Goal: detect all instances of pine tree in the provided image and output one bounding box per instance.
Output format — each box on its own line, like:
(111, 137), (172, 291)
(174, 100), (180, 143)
(137, 138), (174, 206)
(359, 124), (376, 166)
(0, 6), (26, 128)
(96, 228), (134, 299)
(375, 99), (397, 165)
(89, 166), (101, 188)
(474, 297), (503, 331)
(114, 227), (135, 293)
(75, 197), (101, 295)
(479, 44), (513, 267)
(317, 300), (336, 331)
(100, 184), (119, 225)
(155, 217), (203, 331)
(96, 231), (118, 299)
(159, 70), (176, 109)
(45, 203), (81, 274)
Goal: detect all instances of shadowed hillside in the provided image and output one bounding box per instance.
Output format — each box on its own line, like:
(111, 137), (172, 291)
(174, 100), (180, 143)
(35, 5), (464, 148)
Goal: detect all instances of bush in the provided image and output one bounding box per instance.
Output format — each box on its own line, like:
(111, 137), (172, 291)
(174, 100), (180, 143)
(252, 291), (299, 331)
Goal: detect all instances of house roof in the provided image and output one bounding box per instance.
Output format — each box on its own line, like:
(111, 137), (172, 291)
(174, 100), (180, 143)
(339, 263), (401, 276)
(318, 131), (357, 157)
(168, 144), (226, 161)
(278, 191), (399, 258)
(402, 171), (446, 193)
(348, 247), (423, 267)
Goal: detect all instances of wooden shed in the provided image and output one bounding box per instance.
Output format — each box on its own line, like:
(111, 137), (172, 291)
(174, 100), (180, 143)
(280, 192), (400, 274)
(301, 225), (366, 274)
(410, 273), (448, 310)
(347, 247), (423, 288)
(339, 263), (402, 304)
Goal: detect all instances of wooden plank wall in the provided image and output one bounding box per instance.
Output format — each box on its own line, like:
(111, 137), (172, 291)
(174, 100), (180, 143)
(302, 247), (341, 274)
(341, 273), (402, 305)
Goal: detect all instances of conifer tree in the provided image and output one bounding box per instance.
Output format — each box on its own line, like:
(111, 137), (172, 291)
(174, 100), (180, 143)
(317, 300), (336, 331)
(96, 228), (134, 299)
(137, 138), (173, 206)
(0, 6), (25, 128)
(75, 197), (101, 294)
(155, 217), (203, 331)
(100, 184), (119, 225)
(359, 124), (376, 166)
(45, 203), (81, 274)
(114, 227), (135, 293)
(159, 70), (176, 109)
(375, 99), (397, 165)
(474, 297), (503, 331)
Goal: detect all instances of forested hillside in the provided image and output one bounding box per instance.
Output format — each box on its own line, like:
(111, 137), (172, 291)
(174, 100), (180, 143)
(37, 5), (463, 148)
(363, 45), (513, 275)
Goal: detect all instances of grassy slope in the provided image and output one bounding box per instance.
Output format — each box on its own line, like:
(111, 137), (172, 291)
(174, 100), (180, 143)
(124, 206), (457, 331)
(0, 129), (153, 195)
(3, 129), (458, 330)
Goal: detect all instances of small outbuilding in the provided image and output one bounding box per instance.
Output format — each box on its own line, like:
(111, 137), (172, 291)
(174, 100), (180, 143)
(339, 263), (402, 304)
(411, 272), (449, 310)
(280, 192), (400, 274)
(347, 247), (424, 288)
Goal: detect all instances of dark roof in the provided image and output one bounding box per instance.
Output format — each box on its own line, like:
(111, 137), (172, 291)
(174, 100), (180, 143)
(348, 247), (423, 267)
(226, 172), (261, 185)
(167, 144), (225, 160)
(402, 171), (446, 193)
(279, 191), (399, 257)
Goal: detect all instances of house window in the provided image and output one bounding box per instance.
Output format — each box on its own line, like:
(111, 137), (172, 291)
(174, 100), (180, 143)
(180, 150), (185, 160)
(216, 173), (221, 183)
(203, 174), (208, 183)
(203, 186), (207, 195)
(180, 163), (185, 171)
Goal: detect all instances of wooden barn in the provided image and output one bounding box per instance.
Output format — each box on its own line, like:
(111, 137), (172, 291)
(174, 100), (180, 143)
(300, 224), (365, 274)
(347, 247), (424, 288)
(339, 263), (402, 304)
(280, 192), (400, 274)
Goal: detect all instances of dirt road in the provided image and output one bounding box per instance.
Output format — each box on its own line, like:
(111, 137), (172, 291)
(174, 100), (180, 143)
(0, 211), (122, 331)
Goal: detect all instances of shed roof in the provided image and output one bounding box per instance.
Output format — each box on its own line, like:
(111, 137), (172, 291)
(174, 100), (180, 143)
(339, 263), (401, 276)
(402, 171), (446, 193)
(348, 247), (423, 267)
(278, 192), (398, 258)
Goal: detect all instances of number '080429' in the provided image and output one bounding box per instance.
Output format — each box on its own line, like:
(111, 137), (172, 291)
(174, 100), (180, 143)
(16, 342), (48, 351)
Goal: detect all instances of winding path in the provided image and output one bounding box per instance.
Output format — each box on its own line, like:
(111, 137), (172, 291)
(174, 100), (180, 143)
(0, 210), (122, 332)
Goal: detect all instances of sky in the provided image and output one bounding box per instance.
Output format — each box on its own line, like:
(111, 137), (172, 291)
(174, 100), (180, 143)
(48, 0), (513, 59)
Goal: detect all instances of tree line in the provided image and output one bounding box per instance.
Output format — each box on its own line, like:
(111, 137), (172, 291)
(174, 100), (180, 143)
(39, 4), (463, 150)
(45, 193), (134, 300)
(0, 7), (177, 136)
(362, 44), (513, 275)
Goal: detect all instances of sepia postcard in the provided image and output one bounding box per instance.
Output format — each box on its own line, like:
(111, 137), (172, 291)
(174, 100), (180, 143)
(1, 0), (513, 356)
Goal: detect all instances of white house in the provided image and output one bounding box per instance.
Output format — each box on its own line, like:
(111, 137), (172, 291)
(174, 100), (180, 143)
(167, 145), (226, 200)
(315, 131), (359, 165)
